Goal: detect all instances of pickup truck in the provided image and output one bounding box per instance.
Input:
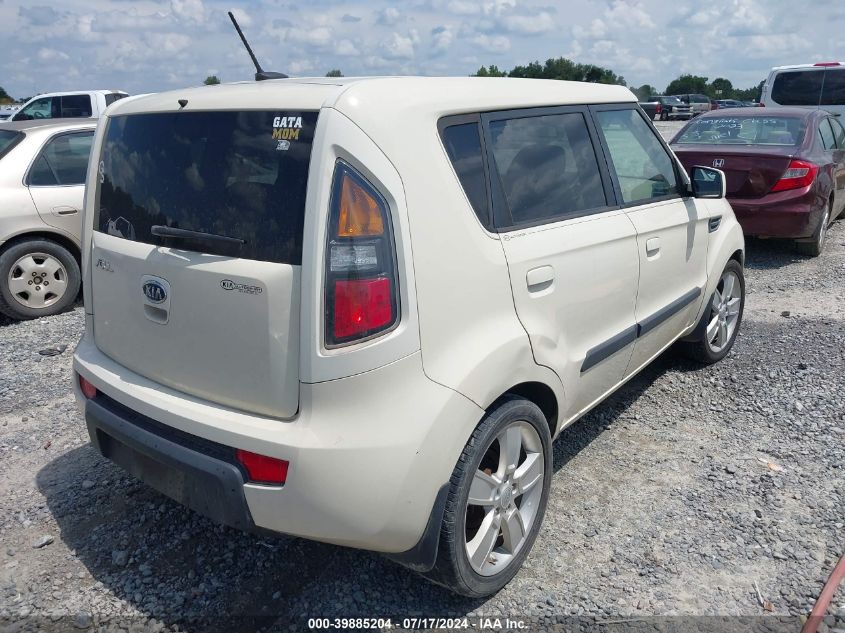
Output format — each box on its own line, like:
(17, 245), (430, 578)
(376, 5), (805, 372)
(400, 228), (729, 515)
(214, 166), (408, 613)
(1, 90), (128, 123)
(639, 99), (659, 120)
(640, 95), (693, 121)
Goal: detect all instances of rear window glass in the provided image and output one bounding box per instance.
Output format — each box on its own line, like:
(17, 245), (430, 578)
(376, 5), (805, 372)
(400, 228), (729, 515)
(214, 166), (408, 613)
(674, 116), (807, 146)
(488, 112), (607, 225)
(821, 68), (845, 106)
(441, 123), (489, 224)
(95, 111), (318, 265)
(0, 130), (23, 158)
(771, 70), (824, 106)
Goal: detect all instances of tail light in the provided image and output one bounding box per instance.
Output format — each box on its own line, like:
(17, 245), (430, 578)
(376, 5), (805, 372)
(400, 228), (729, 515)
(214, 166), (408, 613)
(325, 161), (398, 346)
(236, 449), (289, 485)
(655, 104), (662, 114)
(757, 102), (765, 107)
(78, 374), (97, 399)
(771, 159), (818, 193)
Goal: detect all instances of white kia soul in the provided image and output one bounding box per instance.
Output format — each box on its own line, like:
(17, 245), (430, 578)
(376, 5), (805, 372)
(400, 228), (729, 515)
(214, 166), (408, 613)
(73, 77), (745, 596)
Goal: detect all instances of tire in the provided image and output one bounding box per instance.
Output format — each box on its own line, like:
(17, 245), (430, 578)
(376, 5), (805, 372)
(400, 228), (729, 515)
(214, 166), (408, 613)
(680, 259), (745, 364)
(660, 111), (668, 121)
(0, 239), (81, 320)
(795, 203), (831, 257)
(421, 397), (552, 597)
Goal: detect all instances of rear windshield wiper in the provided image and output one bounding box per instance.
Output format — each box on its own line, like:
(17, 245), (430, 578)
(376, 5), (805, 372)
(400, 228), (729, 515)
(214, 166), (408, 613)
(151, 225), (246, 246)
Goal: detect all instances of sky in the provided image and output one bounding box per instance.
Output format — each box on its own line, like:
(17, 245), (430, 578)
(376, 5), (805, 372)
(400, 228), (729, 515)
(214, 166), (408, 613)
(1, 0), (844, 100)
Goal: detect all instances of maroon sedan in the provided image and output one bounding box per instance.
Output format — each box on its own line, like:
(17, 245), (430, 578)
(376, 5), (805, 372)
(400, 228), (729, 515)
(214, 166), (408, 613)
(671, 107), (845, 255)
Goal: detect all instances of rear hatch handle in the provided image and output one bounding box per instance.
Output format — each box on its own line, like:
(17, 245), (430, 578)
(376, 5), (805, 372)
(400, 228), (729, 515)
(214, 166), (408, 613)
(151, 225), (246, 246)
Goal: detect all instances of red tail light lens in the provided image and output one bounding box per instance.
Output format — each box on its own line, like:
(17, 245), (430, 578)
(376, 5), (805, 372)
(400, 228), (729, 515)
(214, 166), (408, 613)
(655, 104), (662, 114)
(325, 162), (398, 346)
(814, 62), (841, 67)
(771, 160), (818, 193)
(236, 449), (289, 485)
(78, 375), (97, 399)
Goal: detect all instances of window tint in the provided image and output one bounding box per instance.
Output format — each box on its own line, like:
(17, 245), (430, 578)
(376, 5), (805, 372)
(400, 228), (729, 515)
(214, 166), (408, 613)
(821, 69), (845, 106)
(105, 93), (128, 106)
(95, 111), (318, 265)
(595, 108), (679, 204)
(487, 112), (607, 225)
(830, 118), (845, 149)
(60, 95), (92, 118)
(441, 123), (489, 224)
(28, 132), (94, 186)
(15, 97), (53, 121)
(771, 70), (824, 106)
(819, 119), (836, 150)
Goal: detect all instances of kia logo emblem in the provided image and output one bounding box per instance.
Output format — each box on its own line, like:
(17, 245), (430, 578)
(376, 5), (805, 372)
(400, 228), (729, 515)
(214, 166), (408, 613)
(713, 158), (725, 168)
(142, 280), (167, 304)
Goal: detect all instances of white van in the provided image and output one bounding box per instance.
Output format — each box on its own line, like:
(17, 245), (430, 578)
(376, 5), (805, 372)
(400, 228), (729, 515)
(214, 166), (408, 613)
(761, 62), (845, 116)
(73, 77), (745, 596)
(2, 90), (128, 123)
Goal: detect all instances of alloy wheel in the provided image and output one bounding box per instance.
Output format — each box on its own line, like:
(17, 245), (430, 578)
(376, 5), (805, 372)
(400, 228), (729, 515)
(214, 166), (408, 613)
(464, 421), (545, 577)
(706, 270), (742, 354)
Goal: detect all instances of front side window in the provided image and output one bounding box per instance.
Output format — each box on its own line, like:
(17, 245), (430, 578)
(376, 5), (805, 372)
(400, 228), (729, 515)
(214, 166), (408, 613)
(819, 119), (837, 150)
(15, 97), (54, 121)
(27, 132), (94, 186)
(95, 110), (318, 265)
(59, 95), (93, 118)
(771, 70), (824, 106)
(487, 112), (608, 225)
(674, 116), (807, 146)
(441, 122), (489, 224)
(595, 108), (679, 204)
(821, 69), (845, 106)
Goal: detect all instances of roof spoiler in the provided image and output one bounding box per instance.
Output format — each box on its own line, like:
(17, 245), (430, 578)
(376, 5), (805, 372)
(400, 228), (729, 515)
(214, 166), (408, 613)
(227, 11), (288, 81)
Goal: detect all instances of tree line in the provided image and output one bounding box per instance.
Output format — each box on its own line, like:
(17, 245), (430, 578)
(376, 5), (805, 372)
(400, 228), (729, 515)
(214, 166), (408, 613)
(472, 59), (764, 102)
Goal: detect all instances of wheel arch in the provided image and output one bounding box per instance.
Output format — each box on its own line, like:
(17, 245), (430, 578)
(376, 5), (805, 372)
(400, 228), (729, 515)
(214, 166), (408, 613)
(0, 230), (82, 267)
(494, 380), (560, 439)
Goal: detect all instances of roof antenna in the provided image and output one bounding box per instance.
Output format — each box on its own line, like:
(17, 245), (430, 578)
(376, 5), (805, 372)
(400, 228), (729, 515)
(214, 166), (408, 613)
(227, 11), (288, 81)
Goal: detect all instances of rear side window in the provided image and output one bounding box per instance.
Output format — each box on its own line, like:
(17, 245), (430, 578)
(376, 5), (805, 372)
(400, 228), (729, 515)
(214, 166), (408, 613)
(819, 119), (836, 150)
(60, 95), (92, 118)
(595, 108), (679, 204)
(105, 93), (127, 107)
(821, 69), (845, 106)
(95, 111), (317, 265)
(0, 130), (23, 158)
(771, 70), (824, 106)
(487, 112), (607, 225)
(831, 118), (845, 149)
(441, 123), (489, 224)
(28, 132), (94, 186)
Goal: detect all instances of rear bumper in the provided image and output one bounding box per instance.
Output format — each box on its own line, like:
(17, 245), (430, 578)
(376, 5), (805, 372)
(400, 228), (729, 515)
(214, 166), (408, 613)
(73, 334), (482, 560)
(729, 187), (825, 239)
(86, 394), (258, 532)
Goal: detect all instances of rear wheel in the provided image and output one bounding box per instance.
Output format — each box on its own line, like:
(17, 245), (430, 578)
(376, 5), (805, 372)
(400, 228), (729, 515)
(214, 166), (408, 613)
(680, 260), (744, 364)
(795, 203), (830, 257)
(421, 397), (552, 597)
(0, 240), (80, 320)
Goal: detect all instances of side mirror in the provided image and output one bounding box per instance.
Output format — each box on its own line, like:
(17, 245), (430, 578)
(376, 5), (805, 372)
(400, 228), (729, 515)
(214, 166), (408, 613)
(691, 165), (726, 199)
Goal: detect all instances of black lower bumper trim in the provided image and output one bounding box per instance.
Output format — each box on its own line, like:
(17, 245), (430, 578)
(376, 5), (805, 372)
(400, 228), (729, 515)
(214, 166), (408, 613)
(85, 396), (257, 532)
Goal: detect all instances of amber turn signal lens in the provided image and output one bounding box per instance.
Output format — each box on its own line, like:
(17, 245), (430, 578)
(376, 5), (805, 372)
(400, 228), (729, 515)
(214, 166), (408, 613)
(337, 174), (385, 237)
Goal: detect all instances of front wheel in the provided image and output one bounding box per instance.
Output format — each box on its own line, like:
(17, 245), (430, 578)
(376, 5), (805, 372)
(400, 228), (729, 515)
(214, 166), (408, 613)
(421, 397), (552, 597)
(679, 260), (745, 364)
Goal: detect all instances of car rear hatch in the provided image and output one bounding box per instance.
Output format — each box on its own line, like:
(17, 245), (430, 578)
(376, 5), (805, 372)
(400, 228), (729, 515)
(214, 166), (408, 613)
(90, 108), (318, 419)
(674, 146), (794, 198)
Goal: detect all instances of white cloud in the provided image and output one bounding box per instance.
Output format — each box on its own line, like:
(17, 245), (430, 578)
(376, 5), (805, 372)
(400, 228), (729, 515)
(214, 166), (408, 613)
(431, 26), (454, 54)
(381, 32), (416, 59)
(170, 0), (205, 24)
(336, 39), (360, 56)
(36, 48), (69, 62)
(228, 8), (251, 28)
(376, 7), (401, 25)
(472, 33), (511, 53)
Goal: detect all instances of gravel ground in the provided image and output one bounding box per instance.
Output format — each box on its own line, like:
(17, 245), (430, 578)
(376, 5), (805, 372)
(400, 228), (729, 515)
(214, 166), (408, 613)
(1, 120), (843, 632)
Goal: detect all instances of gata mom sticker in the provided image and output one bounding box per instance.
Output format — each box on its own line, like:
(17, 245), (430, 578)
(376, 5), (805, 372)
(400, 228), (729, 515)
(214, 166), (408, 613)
(272, 115), (302, 151)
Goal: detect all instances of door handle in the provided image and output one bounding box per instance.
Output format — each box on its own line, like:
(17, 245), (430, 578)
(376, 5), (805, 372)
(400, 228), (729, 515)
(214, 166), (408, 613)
(526, 265), (554, 293)
(645, 237), (661, 256)
(52, 206), (79, 216)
